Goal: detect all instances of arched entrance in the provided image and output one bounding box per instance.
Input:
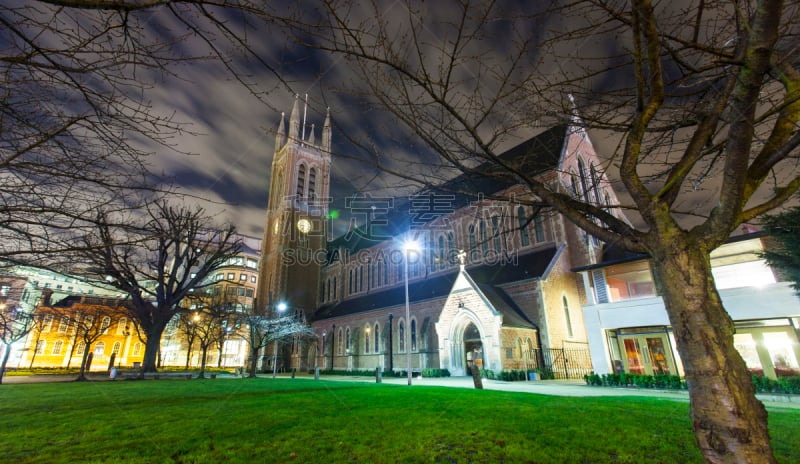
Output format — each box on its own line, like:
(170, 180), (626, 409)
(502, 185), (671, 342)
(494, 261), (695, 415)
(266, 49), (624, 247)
(463, 322), (484, 375)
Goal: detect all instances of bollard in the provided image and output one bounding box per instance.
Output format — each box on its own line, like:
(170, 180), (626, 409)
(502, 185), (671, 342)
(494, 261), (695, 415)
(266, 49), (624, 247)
(291, 367), (296, 379)
(315, 366), (320, 380)
(375, 367), (382, 383)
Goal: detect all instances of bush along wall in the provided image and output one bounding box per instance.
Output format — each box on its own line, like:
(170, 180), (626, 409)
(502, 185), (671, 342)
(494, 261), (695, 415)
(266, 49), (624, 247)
(584, 372), (687, 390)
(480, 369), (555, 381)
(584, 372), (800, 394)
(751, 374), (800, 394)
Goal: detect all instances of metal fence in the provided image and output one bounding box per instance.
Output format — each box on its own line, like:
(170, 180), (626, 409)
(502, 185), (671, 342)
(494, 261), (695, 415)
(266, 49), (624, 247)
(530, 345), (594, 380)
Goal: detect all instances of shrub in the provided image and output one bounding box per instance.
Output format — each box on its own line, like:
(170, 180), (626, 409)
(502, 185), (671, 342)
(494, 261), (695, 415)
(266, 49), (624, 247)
(421, 368), (450, 378)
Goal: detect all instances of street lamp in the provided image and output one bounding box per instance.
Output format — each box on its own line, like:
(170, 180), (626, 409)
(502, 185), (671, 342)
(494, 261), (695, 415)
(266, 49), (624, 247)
(272, 302), (287, 378)
(403, 239), (420, 386)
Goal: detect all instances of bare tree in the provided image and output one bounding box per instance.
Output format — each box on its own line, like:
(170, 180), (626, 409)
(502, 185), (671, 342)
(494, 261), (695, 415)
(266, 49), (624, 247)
(176, 312), (201, 369)
(78, 201), (242, 374)
(0, 1), (299, 269)
(187, 303), (241, 378)
(240, 311), (313, 379)
(0, 294), (35, 384)
(55, 302), (125, 381)
(271, 1), (800, 462)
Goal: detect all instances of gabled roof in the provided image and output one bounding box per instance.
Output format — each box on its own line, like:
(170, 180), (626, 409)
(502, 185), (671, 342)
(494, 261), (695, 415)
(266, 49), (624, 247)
(313, 246), (556, 325)
(327, 126), (569, 256)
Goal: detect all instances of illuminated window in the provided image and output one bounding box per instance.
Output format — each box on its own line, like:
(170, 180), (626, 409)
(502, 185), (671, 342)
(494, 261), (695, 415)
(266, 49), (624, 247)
(52, 340), (63, 355)
(35, 340), (45, 354)
(337, 328), (343, 355)
(76, 341), (86, 355)
(374, 323), (380, 353)
(94, 341), (105, 356)
(112, 342), (121, 356)
(100, 317), (111, 334)
(58, 316), (69, 333)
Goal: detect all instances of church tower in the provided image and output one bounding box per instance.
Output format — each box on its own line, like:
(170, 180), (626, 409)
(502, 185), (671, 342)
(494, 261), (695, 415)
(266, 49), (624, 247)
(256, 96), (332, 321)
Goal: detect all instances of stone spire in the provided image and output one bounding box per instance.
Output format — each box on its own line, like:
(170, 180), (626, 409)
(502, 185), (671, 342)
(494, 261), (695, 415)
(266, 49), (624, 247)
(322, 107), (332, 153)
(288, 94), (300, 142)
(307, 124), (315, 145)
(275, 112), (286, 150)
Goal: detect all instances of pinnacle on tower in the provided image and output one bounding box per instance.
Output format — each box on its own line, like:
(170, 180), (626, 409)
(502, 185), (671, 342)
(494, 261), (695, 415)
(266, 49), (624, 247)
(288, 94), (300, 142)
(275, 112), (286, 150)
(307, 124), (316, 145)
(322, 107), (332, 154)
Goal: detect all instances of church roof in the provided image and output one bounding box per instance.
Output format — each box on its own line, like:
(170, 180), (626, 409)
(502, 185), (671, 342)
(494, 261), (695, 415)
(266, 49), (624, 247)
(313, 246), (556, 328)
(327, 125), (569, 256)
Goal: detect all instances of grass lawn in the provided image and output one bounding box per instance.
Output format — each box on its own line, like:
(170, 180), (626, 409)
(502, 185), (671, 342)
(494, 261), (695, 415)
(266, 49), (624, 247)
(0, 378), (797, 463)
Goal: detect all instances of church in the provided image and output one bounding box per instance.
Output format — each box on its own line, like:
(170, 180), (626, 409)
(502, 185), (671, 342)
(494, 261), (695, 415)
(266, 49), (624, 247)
(259, 97), (623, 378)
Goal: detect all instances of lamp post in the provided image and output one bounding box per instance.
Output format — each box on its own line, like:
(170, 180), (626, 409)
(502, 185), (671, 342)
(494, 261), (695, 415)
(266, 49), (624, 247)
(403, 240), (420, 386)
(272, 302), (287, 378)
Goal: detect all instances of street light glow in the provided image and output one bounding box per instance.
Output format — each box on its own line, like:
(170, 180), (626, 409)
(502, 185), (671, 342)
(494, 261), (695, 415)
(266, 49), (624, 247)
(276, 302), (287, 312)
(403, 239), (420, 253)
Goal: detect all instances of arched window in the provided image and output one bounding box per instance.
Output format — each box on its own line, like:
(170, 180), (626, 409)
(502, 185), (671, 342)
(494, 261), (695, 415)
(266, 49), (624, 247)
(348, 269), (354, 294)
(371, 262), (376, 289)
(332, 277), (337, 299)
(518, 206), (530, 246)
(338, 328), (344, 355)
(374, 323), (380, 353)
(411, 319), (417, 352)
(383, 260), (389, 285)
(447, 232), (456, 265)
(117, 317), (128, 335)
(578, 158), (590, 203)
(52, 340), (63, 355)
(570, 171), (579, 198)
(517, 338), (524, 359)
(345, 328), (351, 353)
(398, 319), (405, 352)
(76, 341), (86, 355)
(365, 325), (370, 354)
(590, 163), (602, 204)
(94, 341), (105, 356)
(35, 340), (45, 354)
(100, 316), (111, 334)
(534, 213), (545, 243)
(320, 280), (326, 302)
(359, 266), (364, 292)
(296, 164), (306, 197)
(112, 342), (121, 356)
(468, 224), (477, 260)
(438, 235), (446, 270)
(604, 190), (615, 218)
(427, 236), (435, 271)
(479, 220), (488, 256)
(491, 216), (502, 254)
(132, 342), (141, 356)
(308, 167), (317, 200)
(563, 295), (574, 338)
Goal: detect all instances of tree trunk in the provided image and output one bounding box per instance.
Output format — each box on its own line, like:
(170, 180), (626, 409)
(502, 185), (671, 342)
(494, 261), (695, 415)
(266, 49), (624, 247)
(77, 348), (90, 381)
(653, 246), (774, 463)
(185, 339), (193, 369)
(140, 322), (168, 374)
(198, 345), (208, 379)
(0, 343), (12, 385)
(248, 345), (259, 378)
